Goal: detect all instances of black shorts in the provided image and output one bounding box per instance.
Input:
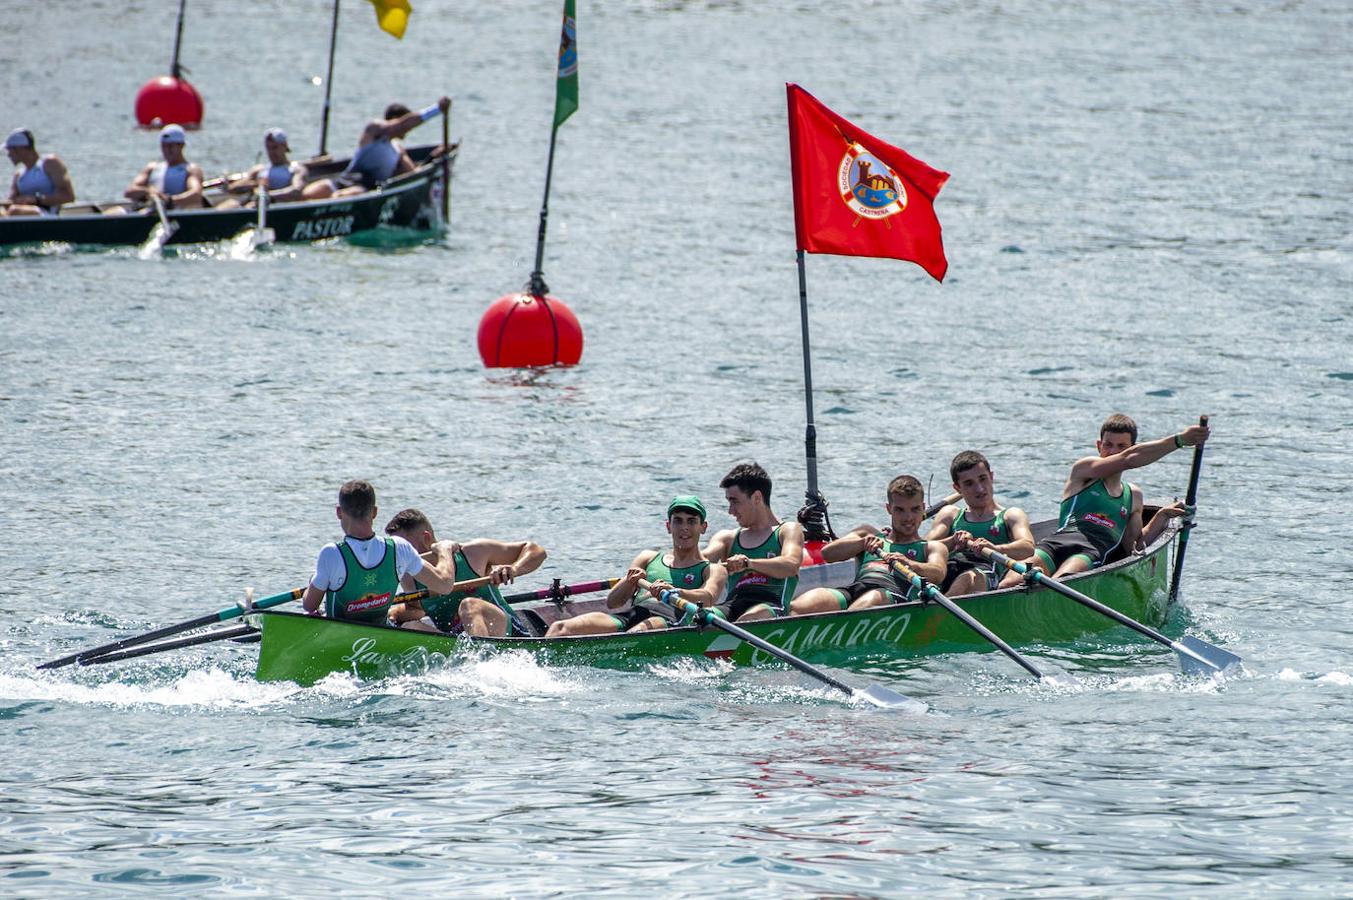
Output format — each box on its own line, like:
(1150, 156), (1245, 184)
(1034, 528), (1105, 571)
(941, 553), (999, 591)
(609, 604), (668, 632)
(715, 587), (782, 622)
(824, 574), (908, 609)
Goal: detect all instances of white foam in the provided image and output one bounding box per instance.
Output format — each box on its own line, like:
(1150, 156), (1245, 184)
(412, 649), (583, 699)
(1316, 671), (1353, 686)
(5, 667), (298, 709)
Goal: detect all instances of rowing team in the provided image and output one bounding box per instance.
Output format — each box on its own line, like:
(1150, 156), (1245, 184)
(299, 413), (1209, 638)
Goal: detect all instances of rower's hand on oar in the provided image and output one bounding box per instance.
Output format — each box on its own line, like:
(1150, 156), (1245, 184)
(646, 579), (675, 601)
(862, 534), (884, 555)
(725, 554), (751, 574)
(487, 564), (517, 586)
(1178, 422), (1211, 447)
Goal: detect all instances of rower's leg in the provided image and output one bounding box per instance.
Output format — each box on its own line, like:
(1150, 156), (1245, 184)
(789, 588), (848, 616)
(734, 603), (775, 623)
(626, 616), (668, 633)
(546, 612), (622, 637)
(1000, 551), (1050, 588)
(946, 569), (987, 597)
(1052, 554), (1094, 578)
(458, 598), (508, 637)
(846, 589), (889, 610)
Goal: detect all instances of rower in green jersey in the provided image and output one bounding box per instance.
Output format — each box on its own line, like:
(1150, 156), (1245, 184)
(791, 474), (948, 615)
(382, 508), (547, 638)
(927, 450), (1035, 596)
(703, 462), (805, 622)
(1000, 413), (1210, 586)
(302, 480), (461, 624)
(546, 495), (729, 637)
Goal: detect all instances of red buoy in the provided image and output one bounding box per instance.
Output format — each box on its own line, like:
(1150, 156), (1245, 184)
(478, 293), (584, 368)
(134, 76), (204, 128)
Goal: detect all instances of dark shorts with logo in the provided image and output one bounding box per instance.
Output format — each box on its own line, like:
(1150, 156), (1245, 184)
(826, 573), (907, 609)
(714, 586), (781, 622)
(941, 552), (1000, 591)
(1034, 528), (1106, 570)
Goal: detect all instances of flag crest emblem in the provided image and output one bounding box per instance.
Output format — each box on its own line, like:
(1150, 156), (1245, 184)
(841, 144), (906, 219)
(558, 15), (578, 78)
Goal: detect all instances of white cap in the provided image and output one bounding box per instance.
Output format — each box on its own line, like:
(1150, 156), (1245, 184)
(265, 127), (288, 146)
(160, 123), (187, 144)
(5, 128), (33, 149)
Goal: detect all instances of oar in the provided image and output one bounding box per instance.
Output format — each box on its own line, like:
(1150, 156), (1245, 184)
(638, 580), (923, 711)
(889, 560), (1073, 685)
(251, 181), (275, 248)
(981, 548), (1241, 675)
(1169, 415), (1209, 604)
(38, 587), (307, 670)
(926, 491), (961, 520)
(79, 624), (259, 665)
(143, 192), (179, 253)
(502, 577), (619, 604)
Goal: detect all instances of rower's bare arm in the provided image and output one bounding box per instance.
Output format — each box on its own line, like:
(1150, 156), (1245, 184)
(820, 531), (871, 563)
(752, 522), (805, 579)
(1122, 485), (1145, 552)
(703, 529), (735, 562)
(607, 551), (656, 609)
(1069, 422), (1211, 485)
(686, 563), (728, 607)
(412, 555), (459, 595)
(997, 507), (1036, 559)
(912, 541), (949, 584)
(124, 164), (153, 200)
(465, 538), (546, 585)
(45, 157), (75, 206)
(926, 506), (961, 547)
(301, 583), (324, 614)
(1141, 500), (1187, 548)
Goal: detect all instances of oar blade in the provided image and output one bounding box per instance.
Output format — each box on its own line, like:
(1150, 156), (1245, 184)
(1175, 635), (1243, 675)
(854, 683), (928, 713)
(1037, 667), (1081, 688)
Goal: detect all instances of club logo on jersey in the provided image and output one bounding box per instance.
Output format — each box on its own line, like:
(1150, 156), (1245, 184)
(839, 144), (907, 220)
(906, 547), (919, 559)
(989, 524), (1001, 537)
(1084, 512), (1117, 530)
(347, 591), (393, 613)
(683, 572), (697, 586)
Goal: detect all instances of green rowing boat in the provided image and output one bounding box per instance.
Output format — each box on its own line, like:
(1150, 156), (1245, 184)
(253, 521), (1178, 685)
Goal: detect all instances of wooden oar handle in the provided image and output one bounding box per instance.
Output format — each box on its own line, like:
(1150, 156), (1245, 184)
(925, 492), (962, 520)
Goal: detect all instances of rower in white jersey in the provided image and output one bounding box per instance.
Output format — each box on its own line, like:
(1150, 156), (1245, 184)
(215, 128), (307, 208)
(121, 124), (205, 211)
(3, 128), (75, 216)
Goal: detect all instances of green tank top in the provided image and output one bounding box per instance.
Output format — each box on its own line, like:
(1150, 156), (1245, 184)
(857, 535), (926, 579)
(1059, 479), (1133, 553)
(953, 508), (1010, 544)
(642, 552), (710, 595)
(728, 524), (798, 614)
(419, 548), (512, 632)
(325, 538), (400, 624)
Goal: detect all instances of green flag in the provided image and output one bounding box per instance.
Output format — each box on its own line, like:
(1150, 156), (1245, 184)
(553, 0), (578, 129)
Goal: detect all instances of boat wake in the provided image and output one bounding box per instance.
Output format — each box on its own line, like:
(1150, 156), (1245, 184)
(3, 666), (299, 710)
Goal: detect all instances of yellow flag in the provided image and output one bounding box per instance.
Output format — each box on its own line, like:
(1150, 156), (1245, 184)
(367, 0), (411, 39)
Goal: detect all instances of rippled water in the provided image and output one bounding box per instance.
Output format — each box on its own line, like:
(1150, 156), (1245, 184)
(3, 0), (1351, 895)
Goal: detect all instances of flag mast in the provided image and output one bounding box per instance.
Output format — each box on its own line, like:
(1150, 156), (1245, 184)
(528, 0), (578, 298)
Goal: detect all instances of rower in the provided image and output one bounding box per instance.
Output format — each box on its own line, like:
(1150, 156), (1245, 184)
(702, 462), (804, 622)
(926, 450), (1035, 596)
(790, 474), (948, 614)
(545, 495), (728, 637)
(214, 128), (307, 208)
(302, 97), (447, 200)
(999, 413), (1210, 586)
(3, 128), (74, 216)
(301, 481), (460, 624)
(121, 124), (205, 211)
(383, 508), (546, 638)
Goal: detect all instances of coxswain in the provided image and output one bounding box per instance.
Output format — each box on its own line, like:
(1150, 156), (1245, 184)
(302, 97), (448, 200)
(121, 124), (205, 211)
(546, 496), (728, 636)
(926, 450), (1035, 596)
(790, 474), (948, 614)
(702, 462), (804, 622)
(999, 413), (1210, 586)
(301, 481), (460, 624)
(3, 128), (74, 216)
(383, 508), (546, 638)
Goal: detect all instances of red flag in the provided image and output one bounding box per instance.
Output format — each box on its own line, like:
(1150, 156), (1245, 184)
(787, 83), (950, 282)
